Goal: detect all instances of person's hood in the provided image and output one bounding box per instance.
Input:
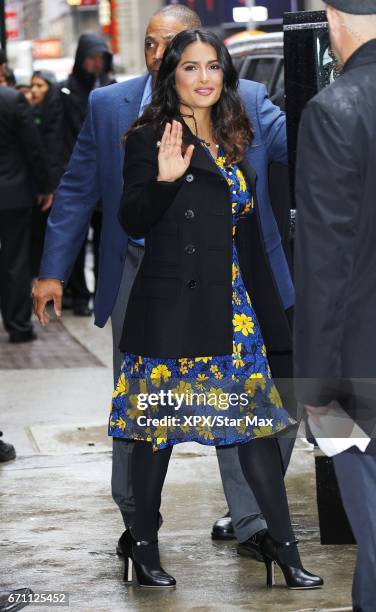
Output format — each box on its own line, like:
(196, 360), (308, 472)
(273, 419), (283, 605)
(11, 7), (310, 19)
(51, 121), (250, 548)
(72, 32), (113, 85)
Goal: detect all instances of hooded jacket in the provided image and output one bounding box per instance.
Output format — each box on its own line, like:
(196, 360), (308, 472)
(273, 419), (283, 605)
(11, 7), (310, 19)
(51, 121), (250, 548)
(60, 33), (115, 165)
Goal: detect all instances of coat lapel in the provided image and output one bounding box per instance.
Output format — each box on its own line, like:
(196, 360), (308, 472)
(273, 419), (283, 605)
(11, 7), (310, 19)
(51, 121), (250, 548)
(182, 123), (224, 179)
(118, 75), (149, 136)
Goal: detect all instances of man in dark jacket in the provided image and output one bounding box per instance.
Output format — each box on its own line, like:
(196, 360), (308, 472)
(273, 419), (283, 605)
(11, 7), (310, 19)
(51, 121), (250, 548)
(60, 33), (115, 316)
(294, 2), (376, 610)
(0, 83), (52, 342)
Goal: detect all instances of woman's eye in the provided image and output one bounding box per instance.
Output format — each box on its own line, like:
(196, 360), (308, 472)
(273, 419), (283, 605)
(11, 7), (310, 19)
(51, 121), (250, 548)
(210, 64), (221, 70)
(145, 42), (155, 49)
(184, 65), (196, 71)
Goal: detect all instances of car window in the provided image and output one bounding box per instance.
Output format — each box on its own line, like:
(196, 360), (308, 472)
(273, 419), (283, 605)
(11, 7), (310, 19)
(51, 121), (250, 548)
(250, 58), (279, 90)
(273, 61), (285, 95)
(231, 56), (245, 74)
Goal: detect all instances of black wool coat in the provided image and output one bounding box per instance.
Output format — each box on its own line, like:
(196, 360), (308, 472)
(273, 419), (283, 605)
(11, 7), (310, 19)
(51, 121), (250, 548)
(0, 87), (51, 211)
(118, 123), (292, 359)
(294, 40), (376, 441)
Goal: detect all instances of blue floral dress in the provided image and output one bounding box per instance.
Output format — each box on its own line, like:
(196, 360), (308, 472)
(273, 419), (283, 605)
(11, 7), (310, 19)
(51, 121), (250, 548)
(109, 146), (295, 450)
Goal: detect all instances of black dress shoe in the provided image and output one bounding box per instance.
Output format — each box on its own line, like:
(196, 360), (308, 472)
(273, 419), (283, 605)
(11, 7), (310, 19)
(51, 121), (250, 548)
(211, 512), (235, 540)
(237, 528), (267, 562)
(73, 305), (92, 317)
(0, 432), (16, 463)
(9, 331), (37, 344)
(0, 588), (34, 611)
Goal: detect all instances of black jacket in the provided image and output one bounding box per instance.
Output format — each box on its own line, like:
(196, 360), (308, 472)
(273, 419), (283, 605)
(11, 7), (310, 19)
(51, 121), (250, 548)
(33, 83), (65, 190)
(294, 40), (376, 439)
(0, 87), (51, 210)
(118, 123), (292, 359)
(60, 33), (115, 165)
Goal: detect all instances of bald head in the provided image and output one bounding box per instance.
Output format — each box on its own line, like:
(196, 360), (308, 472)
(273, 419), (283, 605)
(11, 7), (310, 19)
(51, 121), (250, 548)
(145, 5), (201, 83)
(153, 4), (202, 30)
(327, 4), (376, 63)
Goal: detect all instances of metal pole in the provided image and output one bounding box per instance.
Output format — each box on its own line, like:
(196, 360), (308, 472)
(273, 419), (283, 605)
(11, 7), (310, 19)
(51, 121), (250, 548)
(0, 0), (6, 52)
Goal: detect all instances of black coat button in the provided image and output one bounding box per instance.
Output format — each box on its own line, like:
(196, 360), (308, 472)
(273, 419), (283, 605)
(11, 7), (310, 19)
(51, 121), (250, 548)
(185, 173), (194, 183)
(187, 280), (196, 289)
(185, 209), (195, 220)
(185, 244), (196, 255)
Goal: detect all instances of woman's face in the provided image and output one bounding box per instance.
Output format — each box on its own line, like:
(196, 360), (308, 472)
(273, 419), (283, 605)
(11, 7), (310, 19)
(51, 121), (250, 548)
(31, 77), (49, 104)
(175, 40), (223, 112)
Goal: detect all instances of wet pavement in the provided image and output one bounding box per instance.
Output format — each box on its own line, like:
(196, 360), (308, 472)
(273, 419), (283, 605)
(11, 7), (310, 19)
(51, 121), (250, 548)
(0, 312), (355, 611)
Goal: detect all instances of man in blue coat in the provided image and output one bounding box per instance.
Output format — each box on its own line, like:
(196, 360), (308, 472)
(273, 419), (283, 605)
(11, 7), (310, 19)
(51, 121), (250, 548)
(33, 4), (295, 560)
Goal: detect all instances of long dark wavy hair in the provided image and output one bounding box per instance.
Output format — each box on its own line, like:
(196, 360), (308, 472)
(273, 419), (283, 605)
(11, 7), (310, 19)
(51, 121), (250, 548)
(126, 29), (253, 163)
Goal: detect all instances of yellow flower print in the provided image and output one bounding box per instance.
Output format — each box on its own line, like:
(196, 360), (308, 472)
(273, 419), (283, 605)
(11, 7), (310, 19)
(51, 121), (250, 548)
(233, 313), (254, 336)
(179, 358), (188, 366)
(226, 177), (234, 187)
(262, 344), (267, 357)
(243, 198), (254, 214)
(269, 385), (283, 408)
(254, 425), (274, 437)
(210, 364), (219, 373)
(232, 202), (237, 214)
(232, 263), (239, 282)
(180, 365), (188, 375)
(236, 168), (247, 192)
(180, 423), (191, 434)
(109, 415), (116, 428)
(206, 387), (226, 411)
(171, 380), (192, 401)
(195, 356), (212, 363)
(236, 420), (247, 434)
(113, 372), (129, 398)
(115, 417), (126, 431)
(216, 156), (226, 169)
(196, 373), (208, 390)
(232, 291), (241, 306)
(126, 405), (141, 420)
(154, 425), (168, 440)
(233, 342), (245, 369)
(214, 371), (224, 380)
(244, 374), (266, 396)
(188, 360), (194, 369)
(150, 364), (171, 387)
(197, 424), (214, 440)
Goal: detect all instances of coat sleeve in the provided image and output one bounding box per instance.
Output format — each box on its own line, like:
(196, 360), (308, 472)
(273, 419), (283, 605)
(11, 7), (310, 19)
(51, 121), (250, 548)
(43, 91), (65, 190)
(15, 92), (52, 194)
(293, 99), (360, 406)
(256, 84), (287, 165)
(39, 91), (100, 282)
(118, 127), (183, 239)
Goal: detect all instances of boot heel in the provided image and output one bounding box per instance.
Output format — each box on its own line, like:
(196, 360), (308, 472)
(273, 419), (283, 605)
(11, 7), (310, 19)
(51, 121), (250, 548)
(263, 556), (275, 588)
(124, 557), (133, 583)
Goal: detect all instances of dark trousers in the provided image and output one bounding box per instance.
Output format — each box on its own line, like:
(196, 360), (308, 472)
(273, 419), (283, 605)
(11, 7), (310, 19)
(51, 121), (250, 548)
(333, 451), (376, 612)
(65, 238), (91, 308)
(0, 208), (33, 336)
(31, 204), (48, 278)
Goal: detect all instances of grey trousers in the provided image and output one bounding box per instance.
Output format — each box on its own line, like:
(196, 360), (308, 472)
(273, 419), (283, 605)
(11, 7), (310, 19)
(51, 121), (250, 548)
(111, 243), (296, 541)
(333, 451), (376, 612)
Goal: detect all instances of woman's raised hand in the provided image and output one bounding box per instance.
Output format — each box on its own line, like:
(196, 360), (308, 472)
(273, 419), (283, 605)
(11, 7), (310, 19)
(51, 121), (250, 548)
(157, 120), (195, 183)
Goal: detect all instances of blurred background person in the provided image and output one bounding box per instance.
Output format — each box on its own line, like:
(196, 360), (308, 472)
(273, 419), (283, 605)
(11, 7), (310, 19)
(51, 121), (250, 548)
(59, 33), (116, 317)
(30, 70), (64, 279)
(16, 81), (33, 105)
(0, 54), (52, 344)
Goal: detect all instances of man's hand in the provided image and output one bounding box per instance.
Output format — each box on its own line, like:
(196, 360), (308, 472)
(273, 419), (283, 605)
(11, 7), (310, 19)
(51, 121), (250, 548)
(32, 278), (63, 326)
(37, 193), (54, 212)
(305, 404), (330, 427)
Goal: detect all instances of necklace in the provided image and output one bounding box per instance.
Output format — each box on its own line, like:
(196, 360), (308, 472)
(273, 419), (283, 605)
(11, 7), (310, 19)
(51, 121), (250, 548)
(198, 137), (219, 149)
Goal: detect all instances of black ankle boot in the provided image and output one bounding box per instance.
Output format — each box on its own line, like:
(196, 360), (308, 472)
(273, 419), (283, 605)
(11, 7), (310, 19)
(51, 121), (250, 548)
(259, 532), (323, 590)
(121, 530), (176, 588)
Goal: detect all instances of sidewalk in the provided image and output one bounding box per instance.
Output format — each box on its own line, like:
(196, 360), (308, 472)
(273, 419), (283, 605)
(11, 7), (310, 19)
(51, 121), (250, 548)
(0, 312), (355, 611)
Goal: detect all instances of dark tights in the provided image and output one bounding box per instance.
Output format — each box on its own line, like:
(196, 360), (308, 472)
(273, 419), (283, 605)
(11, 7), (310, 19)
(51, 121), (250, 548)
(130, 437), (300, 567)
(130, 441), (172, 568)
